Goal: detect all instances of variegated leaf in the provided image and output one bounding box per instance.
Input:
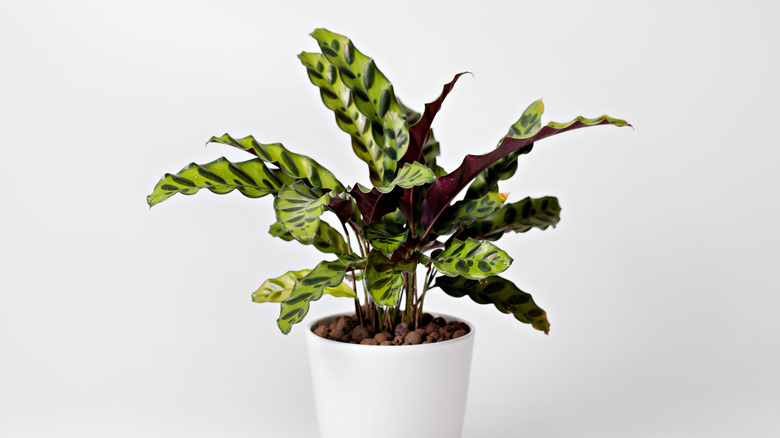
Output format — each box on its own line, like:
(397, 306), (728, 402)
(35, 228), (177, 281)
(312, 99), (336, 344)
(310, 28), (409, 185)
(364, 220), (408, 258)
(435, 275), (550, 334)
(375, 162), (436, 194)
(433, 238), (512, 280)
(273, 181), (330, 245)
(465, 99), (544, 200)
(269, 221), (350, 256)
(433, 192), (508, 235)
(253, 269), (355, 303)
(277, 256), (365, 334)
(462, 196), (561, 241)
(363, 250), (405, 307)
(208, 134), (344, 191)
(147, 157), (294, 207)
(298, 52), (386, 186)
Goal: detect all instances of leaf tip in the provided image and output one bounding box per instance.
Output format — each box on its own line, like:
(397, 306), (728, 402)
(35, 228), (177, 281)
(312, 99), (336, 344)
(499, 192), (509, 201)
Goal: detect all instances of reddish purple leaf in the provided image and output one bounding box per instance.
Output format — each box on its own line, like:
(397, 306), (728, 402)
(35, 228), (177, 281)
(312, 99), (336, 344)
(419, 116), (631, 234)
(349, 185), (403, 225)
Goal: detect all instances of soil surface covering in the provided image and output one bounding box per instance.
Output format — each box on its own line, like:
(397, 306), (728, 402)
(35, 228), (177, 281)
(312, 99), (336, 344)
(313, 313), (470, 345)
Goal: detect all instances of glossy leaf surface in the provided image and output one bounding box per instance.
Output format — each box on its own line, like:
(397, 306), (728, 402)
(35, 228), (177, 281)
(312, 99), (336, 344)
(433, 192), (508, 235)
(269, 221), (350, 256)
(462, 196), (561, 241)
(375, 162), (436, 193)
(310, 28), (409, 184)
(364, 250), (405, 307)
(208, 134), (344, 191)
(436, 275), (550, 334)
(433, 238), (512, 280)
(252, 269), (356, 303)
(147, 157), (293, 207)
(277, 255), (364, 334)
(273, 181), (330, 245)
(364, 221), (408, 258)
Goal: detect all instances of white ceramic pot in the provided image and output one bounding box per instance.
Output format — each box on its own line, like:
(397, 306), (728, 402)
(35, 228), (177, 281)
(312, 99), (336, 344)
(306, 313), (475, 438)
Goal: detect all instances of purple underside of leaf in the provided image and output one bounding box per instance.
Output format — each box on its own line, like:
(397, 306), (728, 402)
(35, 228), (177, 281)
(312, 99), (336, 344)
(349, 186), (403, 224)
(400, 72), (470, 167)
(327, 195), (353, 224)
(419, 118), (628, 233)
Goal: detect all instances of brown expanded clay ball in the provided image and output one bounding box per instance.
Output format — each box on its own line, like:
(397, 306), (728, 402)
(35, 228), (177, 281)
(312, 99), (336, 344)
(360, 338), (379, 345)
(394, 322), (410, 339)
(453, 329), (468, 339)
(403, 331), (423, 345)
(351, 325), (370, 342)
(393, 336), (404, 345)
(373, 331), (391, 343)
(380, 341), (394, 346)
(313, 325), (329, 338)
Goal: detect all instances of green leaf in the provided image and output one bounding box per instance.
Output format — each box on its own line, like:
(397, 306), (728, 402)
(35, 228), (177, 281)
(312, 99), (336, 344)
(465, 99), (543, 199)
(433, 192), (508, 235)
(435, 275), (550, 334)
(433, 238), (512, 280)
(269, 221), (350, 256)
(364, 220), (408, 258)
(364, 250), (405, 307)
(208, 134), (344, 191)
(463, 196), (561, 241)
(310, 28), (409, 185)
(273, 181), (330, 245)
(147, 157), (294, 207)
(298, 52), (385, 186)
(253, 269), (355, 303)
(375, 162), (437, 194)
(277, 257), (364, 334)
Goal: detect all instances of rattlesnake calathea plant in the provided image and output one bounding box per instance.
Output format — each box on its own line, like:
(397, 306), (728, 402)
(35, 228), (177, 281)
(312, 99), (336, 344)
(147, 28), (631, 337)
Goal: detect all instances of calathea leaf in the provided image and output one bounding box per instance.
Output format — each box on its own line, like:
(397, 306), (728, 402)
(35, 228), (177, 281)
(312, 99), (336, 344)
(420, 113), (631, 234)
(147, 157), (295, 208)
(298, 52), (385, 186)
(433, 192), (508, 235)
(310, 28), (409, 185)
(375, 162), (436, 194)
(433, 238), (512, 280)
(435, 275), (550, 334)
(363, 250), (406, 307)
(348, 184), (403, 225)
(465, 99), (544, 200)
(208, 134), (344, 191)
(399, 72), (469, 167)
(252, 269), (356, 303)
(273, 181), (330, 245)
(364, 220), (408, 258)
(269, 221), (350, 256)
(327, 190), (356, 225)
(462, 196), (561, 241)
(277, 256), (365, 334)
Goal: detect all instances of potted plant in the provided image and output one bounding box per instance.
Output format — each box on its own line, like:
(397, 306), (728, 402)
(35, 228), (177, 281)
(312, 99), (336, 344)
(148, 28), (630, 438)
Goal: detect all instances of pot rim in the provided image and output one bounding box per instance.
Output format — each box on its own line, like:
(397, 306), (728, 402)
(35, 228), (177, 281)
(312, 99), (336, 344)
(305, 312), (475, 348)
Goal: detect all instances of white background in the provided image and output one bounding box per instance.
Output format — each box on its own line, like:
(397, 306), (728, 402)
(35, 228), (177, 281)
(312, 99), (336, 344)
(2, 1), (779, 437)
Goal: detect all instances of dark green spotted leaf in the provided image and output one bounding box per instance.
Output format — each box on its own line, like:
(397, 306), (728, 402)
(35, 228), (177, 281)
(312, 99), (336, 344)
(433, 238), (512, 280)
(298, 52), (386, 186)
(147, 157), (295, 207)
(269, 221), (350, 256)
(252, 269), (356, 303)
(364, 220), (408, 258)
(462, 196), (561, 241)
(375, 162), (436, 194)
(277, 256), (365, 334)
(433, 192), (508, 235)
(465, 99), (544, 200)
(364, 250), (405, 307)
(310, 28), (409, 185)
(435, 275), (550, 334)
(273, 181), (330, 245)
(208, 133), (344, 191)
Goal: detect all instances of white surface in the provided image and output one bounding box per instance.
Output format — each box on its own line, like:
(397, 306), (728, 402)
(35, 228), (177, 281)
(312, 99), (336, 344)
(1, 1), (779, 437)
(307, 315), (474, 438)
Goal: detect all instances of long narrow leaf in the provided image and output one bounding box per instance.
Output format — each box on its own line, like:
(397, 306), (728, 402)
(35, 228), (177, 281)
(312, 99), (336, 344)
(208, 134), (344, 192)
(147, 157), (294, 207)
(269, 221), (350, 256)
(420, 114), (631, 233)
(433, 238), (512, 280)
(433, 192), (508, 235)
(461, 196), (561, 241)
(253, 269), (356, 303)
(435, 275), (550, 334)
